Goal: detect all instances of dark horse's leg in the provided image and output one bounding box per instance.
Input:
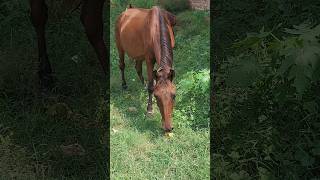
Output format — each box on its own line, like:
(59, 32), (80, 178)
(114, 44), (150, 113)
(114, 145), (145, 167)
(146, 56), (155, 114)
(80, 0), (107, 75)
(30, 0), (53, 88)
(135, 61), (144, 85)
(118, 49), (127, 90)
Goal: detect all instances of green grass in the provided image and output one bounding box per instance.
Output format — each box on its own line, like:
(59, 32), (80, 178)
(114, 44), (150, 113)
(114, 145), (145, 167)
(110, 2), (210, 179)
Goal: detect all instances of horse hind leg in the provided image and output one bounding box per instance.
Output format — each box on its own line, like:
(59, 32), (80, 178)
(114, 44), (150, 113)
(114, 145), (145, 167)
(118, 49), (127, 90)
(135, 61), (145, 86)
(115, 21), (127, 90)
(80, 0), (107, 75)
(30, 0), (54, 89)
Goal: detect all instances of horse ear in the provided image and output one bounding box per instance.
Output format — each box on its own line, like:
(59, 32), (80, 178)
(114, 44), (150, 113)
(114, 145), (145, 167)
(163, 10), (176, 27)
(170, 69), (175, 81)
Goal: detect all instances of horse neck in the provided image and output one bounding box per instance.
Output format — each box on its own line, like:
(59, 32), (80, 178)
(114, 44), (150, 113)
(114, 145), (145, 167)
(160, 12), (173, 68)
(153, 7), (173, 70)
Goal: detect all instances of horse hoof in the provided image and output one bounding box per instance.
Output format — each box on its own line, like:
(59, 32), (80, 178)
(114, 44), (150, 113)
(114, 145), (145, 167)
(40, 75), (55, 91)
(40, 87), (50, 96)
(122, 84), (128, 90)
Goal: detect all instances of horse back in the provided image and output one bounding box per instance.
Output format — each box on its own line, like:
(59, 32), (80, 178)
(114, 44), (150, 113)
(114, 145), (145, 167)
(115, 6), (175, 62)
(115, 8), (151, 60)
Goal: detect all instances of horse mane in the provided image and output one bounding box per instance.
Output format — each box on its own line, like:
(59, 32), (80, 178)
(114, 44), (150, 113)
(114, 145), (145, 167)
(159, 8), (173, 68)
(151, 7), (173, 70)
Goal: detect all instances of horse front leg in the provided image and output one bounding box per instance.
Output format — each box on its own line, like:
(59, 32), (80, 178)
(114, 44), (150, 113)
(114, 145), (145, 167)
(135, 60), (144, 85)
(146, 57), (155, 115)
(30, 0), (54, 89)
(80, 0), (107, 75)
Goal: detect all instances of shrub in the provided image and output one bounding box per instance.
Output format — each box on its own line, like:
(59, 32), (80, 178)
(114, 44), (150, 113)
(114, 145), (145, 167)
(112, 0), (157, 8)
(213, 23), (320, 179)
(175, 69), (210, 129)
(159, 0), (190, 13)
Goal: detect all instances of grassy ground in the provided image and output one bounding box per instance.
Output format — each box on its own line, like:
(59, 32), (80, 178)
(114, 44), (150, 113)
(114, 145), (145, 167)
(110, 2), (210, 179)
(0, 1), (107, 179)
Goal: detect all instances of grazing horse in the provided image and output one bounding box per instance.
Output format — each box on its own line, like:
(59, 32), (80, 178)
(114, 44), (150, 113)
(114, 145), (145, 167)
(115, 6), (176, 133)
(29, 0), (107, 88)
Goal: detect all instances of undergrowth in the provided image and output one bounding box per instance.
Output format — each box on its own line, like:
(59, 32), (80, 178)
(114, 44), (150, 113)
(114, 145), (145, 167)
(213, 1), (320, 179)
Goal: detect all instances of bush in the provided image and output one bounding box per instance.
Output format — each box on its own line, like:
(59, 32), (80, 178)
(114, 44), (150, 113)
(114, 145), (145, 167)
(160, 0), (190, 13)
(112, 0), (157, 8)
(213, 23), (320, 179)
(175, 69), (210, 129)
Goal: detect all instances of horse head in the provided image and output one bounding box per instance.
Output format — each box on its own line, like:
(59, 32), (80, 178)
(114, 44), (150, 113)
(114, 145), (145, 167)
(153, 66), (176, 132)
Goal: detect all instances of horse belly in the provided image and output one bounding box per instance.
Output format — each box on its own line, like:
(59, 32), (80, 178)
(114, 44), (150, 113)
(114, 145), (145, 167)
(119, 13), (148, 60)
(120, 31), (145, 60)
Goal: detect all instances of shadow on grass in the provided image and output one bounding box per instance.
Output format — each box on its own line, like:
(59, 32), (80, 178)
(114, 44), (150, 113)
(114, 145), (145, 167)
(110, 67), (164, 139)
(0, 39), (108, 180)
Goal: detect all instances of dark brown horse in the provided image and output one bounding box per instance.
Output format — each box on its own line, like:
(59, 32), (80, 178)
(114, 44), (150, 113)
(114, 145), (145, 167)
(29, 0), (107, 88)
(115, 6), (176, 133)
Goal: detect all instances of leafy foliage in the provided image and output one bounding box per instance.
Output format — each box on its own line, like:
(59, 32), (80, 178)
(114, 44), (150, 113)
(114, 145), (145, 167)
(227, 23), (320, 96)
(175, 70), (210, 129)
(159, 0), (190, 13)
(213, 0), (320, 179)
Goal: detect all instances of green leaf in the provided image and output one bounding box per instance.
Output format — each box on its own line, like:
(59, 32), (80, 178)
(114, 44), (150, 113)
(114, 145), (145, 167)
(303, 101), (318, 114)
(293, 69), (309, 95)
(311, 141), (320, 156)
(284, 23), (312, 35)
(287, 59), (312, 95)
(311, 147), (320, 156)
(294, 149), (315, 167)
(277, 56), (295, 76)
(258, 115), (267, 122)
(228, 151), (240, 160)
(259, 167), (275, 180)
(226, 55), (261, 87)
(296, 45), (320, 68)
(229, 170), (250, 180)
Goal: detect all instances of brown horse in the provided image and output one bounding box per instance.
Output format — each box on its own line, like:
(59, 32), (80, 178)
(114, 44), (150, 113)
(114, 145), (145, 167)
(29, 0), (107, 88)
(115, 6), (176, 133)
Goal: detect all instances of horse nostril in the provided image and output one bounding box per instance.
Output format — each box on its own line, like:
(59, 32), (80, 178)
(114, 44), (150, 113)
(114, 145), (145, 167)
(164, 128), (173, 133)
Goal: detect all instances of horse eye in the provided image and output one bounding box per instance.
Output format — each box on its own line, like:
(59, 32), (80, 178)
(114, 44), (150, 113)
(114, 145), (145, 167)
(172, 94), (176, 100)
